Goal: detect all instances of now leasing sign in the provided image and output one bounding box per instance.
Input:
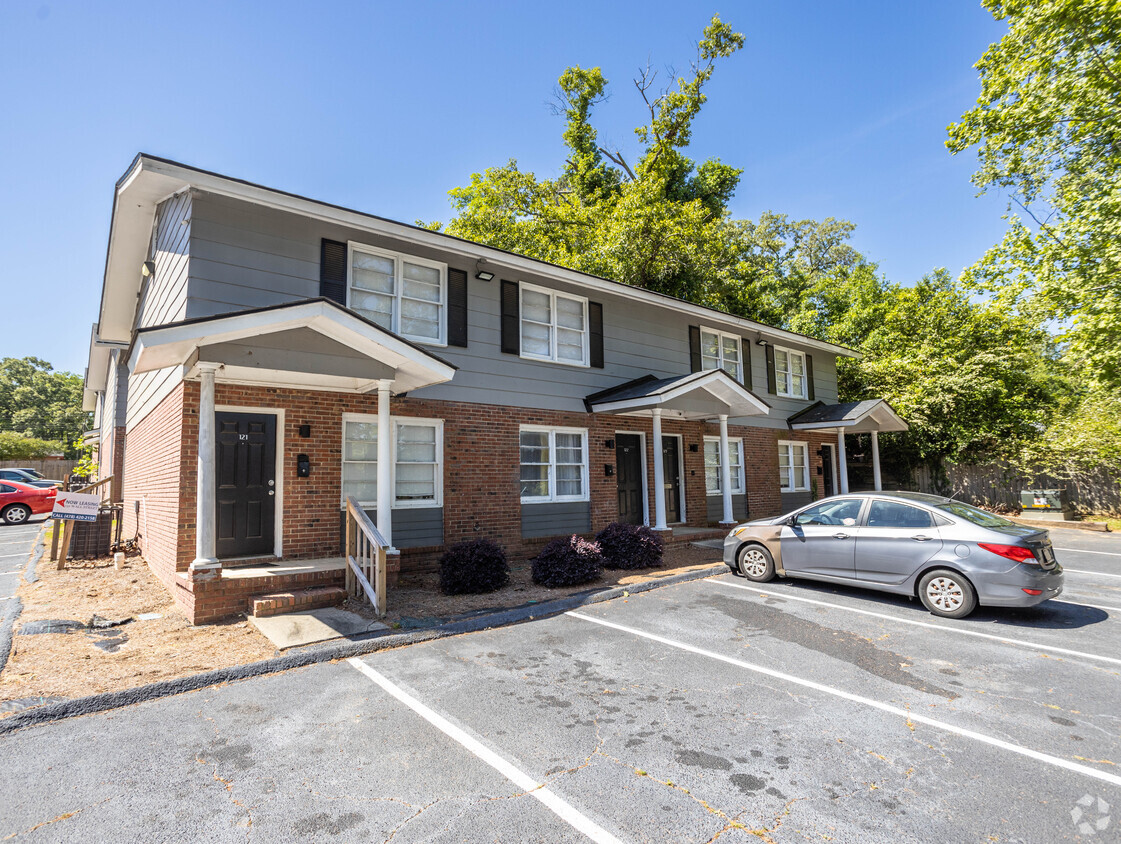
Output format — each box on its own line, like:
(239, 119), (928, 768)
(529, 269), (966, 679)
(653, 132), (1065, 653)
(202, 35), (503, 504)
(51, 492), (102, 522)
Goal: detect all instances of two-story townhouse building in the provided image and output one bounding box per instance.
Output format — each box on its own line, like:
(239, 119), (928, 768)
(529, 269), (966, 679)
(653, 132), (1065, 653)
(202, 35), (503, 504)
(84, 154), (907, 623)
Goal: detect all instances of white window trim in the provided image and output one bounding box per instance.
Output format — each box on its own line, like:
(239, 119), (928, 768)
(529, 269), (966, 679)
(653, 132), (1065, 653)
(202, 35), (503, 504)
(773, 345), (808, 399)
(519, 281), (590, 368)
(519, 425), (590, 503)
(341, 413), (444, 509)
(699, 325), (744, 382)
(347, 242), (449, 346)
(778, 440), (810, 493)
(703, 436), (745, 496)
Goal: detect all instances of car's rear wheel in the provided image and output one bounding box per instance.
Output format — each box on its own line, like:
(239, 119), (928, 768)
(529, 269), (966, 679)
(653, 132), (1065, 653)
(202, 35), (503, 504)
(918, 569), (977, 619)
(2, 504), (31, 526)
(737, 543), (776, 582)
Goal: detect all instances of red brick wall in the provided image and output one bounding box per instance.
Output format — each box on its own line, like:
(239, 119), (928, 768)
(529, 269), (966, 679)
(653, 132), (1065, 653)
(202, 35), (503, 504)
(123, 381), (842, 595)
(121, 382), (194, 595)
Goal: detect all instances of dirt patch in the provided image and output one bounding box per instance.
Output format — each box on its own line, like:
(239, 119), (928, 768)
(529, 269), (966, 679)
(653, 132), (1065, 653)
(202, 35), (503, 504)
(379, 541), (724, 627)
(0, 547), (274, 713)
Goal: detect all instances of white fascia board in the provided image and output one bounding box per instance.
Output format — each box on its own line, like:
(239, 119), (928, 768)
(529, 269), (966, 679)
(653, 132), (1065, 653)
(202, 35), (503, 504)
(135, 301), (455, 388)
(134, 156), (859, 360)
(591, 372), (769, 417)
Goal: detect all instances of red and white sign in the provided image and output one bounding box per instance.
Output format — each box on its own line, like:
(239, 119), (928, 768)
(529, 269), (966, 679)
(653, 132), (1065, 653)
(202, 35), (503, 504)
(51, 492), (101, 522)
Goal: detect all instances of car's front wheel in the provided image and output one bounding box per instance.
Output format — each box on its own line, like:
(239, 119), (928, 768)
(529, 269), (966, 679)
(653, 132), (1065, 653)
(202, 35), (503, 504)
(737, 543), (776, 582)
(918, 569), (977, 619)
(2, 504), (31, 526)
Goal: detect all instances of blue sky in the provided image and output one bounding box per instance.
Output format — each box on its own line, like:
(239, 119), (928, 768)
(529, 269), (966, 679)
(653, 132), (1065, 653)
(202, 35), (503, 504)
(0, 1), (1008, 375)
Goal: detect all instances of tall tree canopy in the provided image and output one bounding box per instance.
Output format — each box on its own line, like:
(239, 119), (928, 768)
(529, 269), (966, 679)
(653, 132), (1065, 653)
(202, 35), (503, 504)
(437, 14), (1079, 476)
(947, 0), (1121, 389)
(0, 357), (88, 457)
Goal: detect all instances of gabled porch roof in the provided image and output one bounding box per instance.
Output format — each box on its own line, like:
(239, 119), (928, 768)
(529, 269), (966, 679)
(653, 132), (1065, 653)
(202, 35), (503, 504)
(586, 371), (770, 420)
(788, 399), (908, 433)
(131, 298), (457, 394)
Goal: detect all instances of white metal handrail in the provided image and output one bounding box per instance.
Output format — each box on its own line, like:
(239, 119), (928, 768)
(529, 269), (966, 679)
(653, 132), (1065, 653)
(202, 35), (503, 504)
(344, 496), (387, 618)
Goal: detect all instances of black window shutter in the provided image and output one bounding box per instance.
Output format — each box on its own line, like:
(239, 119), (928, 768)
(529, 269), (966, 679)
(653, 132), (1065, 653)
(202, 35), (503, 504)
(500, 280), (520, 355)
(765, 344), (777, 394)
(447, 268), (468, 347)
(320, 239), (347, 306)
(742, 336), (752, 388)
(689, 326), (702, 372)
(805, 354), (815, 400)
(589, 302), (604, 368)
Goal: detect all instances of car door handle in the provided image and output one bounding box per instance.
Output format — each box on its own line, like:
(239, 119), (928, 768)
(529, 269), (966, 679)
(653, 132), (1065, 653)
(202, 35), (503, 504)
(911, 534), (931, 541)
(833, 532), (849, 539)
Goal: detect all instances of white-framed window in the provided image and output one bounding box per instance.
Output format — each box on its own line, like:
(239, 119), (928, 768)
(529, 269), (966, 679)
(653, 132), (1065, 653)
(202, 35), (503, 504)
(519, 426), (589, 502)
(341, 414), (444, 508)
(348, 243), (447, 345)
(520, 282), (589, 366)
(774, 346), (807, 398)
(778, 441), (810, 493)
(700, 327), (743, 382)
(703, 437), (745, 495)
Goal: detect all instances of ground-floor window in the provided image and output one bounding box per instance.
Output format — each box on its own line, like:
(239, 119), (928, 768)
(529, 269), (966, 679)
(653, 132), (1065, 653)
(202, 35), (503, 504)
(341, 414), (443, 508)
(703, 436), (745, 495)
(777, 440), (810, 492)
(519, 426), (588, 503)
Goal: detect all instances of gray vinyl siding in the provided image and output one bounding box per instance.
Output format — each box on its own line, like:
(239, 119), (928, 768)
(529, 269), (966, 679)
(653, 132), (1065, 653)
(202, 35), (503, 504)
(781, 492), (813, 511)
(706, 494), (747, 522)
(139, 192), (191, 328)
(344, 507), (443, 550)
(184, 192), (836, 427)
(521, 501), (591, 539)
(126, 193), (192, 430)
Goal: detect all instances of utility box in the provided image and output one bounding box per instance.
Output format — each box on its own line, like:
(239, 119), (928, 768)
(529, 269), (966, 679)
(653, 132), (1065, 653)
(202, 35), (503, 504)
(1019, 489), (1074, 521)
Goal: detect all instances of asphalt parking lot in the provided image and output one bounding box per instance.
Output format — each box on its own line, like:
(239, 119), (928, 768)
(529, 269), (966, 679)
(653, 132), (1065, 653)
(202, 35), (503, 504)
(1, 528), (1119, 842)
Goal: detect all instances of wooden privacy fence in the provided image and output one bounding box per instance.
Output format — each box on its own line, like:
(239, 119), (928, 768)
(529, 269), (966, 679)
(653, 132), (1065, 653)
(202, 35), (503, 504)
(911, 462), (1121, 516)
(0, 459), (78, 478)
(344, 495), (387, 618)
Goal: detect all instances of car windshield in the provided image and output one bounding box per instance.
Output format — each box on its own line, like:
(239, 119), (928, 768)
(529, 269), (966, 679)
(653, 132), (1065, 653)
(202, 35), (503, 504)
(934, 501), (1016, 528)
(21, 469), (44, 479)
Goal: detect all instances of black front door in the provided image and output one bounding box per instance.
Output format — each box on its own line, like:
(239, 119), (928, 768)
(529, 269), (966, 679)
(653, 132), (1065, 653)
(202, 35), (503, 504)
(615, 434), (643, 525)
(661, 436), (682, 523)
(215, 411), (276, 559)
(821, 444), (835, 497)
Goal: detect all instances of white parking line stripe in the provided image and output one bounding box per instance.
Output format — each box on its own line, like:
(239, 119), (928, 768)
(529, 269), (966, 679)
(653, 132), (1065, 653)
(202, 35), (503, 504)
(709, 580), (1121, 666)
(0, 570), (24, 576)
(0, 553), (28, 560)
(1062, 568), (1121, 579)
(1055, 547), (1121, 558)
(347, 658), (624, 844)
(566, 611), (1121, 789)
(1054, 599), (1121, 614)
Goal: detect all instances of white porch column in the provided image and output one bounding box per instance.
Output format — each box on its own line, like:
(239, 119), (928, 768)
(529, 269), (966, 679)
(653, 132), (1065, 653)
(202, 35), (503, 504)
(837, 429), (850, 494)
(191, 363), (221, 571)
(871, 431), (882, 491)
(651, 408), (668, 531)
(376, 379), (396, 552)
(718, 414), (734, 525)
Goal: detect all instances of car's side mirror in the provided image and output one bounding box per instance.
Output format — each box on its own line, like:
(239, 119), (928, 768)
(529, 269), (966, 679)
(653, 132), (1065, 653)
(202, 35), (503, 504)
(786, 515), (799, 527)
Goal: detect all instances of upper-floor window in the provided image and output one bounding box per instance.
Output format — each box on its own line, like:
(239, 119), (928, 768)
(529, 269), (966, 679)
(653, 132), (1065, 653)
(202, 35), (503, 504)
(519, 426), (588, 502)
(700, 327), (742, 382)
(520, 283), (589, 366)
(341, 414), (443, 508)
(774, 346), (807, 398)
(348, 244), (447, 345)
(703, 437), (745, 495)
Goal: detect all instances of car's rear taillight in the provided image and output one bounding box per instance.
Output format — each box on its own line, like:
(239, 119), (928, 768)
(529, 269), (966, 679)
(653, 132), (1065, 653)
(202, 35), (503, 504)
(979, 542), (1038, 564)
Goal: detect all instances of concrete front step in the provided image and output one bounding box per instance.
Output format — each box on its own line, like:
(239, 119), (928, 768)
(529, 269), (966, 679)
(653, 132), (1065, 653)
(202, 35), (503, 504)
(251, 585), (347, 618)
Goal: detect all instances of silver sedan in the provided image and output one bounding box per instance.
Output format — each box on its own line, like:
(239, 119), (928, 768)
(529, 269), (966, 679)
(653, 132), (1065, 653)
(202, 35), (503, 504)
(722, 492), (1064, 618)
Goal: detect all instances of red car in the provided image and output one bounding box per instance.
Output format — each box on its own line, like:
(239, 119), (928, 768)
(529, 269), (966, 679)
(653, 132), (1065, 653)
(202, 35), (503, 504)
(0, 479), (56, 525)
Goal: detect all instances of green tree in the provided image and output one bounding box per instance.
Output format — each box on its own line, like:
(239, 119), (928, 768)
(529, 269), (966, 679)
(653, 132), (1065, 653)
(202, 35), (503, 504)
(0, 431), (64, 460)
(947, 0), (1121, 388)
(0, 357), (90, 457)
(443, 15), (746, 302)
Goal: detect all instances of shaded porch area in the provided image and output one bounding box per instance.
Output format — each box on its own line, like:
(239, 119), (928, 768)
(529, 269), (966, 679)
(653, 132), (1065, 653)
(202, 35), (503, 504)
(788, 400), (909, 492)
